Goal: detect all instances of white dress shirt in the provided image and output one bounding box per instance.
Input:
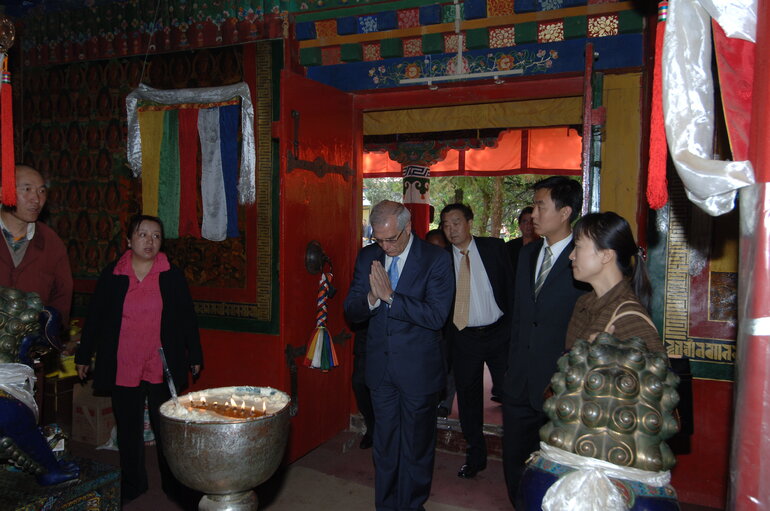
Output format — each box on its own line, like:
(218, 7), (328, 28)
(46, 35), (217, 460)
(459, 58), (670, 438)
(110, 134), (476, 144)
(452, 238), (503, 327)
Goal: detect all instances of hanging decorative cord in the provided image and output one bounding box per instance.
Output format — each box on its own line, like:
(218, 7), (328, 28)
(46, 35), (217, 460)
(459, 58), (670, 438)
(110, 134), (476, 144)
(304, 271), (339, 371)
(646, 1), (668, 210)
(1, 56), (15, 206)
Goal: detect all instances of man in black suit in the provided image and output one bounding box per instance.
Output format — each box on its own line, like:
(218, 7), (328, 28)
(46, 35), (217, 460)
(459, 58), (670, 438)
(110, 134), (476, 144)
(505, 206), (535, 283)
(502, 176), (588, 505)
(441, 203), (514, 480)
(344, 200), (454, 511)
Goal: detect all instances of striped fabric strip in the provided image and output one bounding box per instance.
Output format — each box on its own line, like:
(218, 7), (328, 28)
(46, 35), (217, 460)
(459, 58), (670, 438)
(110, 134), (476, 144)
(219, 104), (240, 238)
(178, 108), (201, 238)
(158, 109), (180, 238)
(138, 109), (165, 217)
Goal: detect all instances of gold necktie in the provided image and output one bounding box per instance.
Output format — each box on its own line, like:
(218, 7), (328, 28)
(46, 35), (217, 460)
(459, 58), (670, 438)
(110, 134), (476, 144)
(453, 249), (470, 330)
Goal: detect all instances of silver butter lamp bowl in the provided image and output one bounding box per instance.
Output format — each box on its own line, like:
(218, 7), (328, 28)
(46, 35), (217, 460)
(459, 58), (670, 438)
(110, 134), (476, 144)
(159, 386), (291, 511)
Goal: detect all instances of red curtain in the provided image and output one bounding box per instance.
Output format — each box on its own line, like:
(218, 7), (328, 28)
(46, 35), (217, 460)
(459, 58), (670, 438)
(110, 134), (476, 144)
(363, 127), (582, 178)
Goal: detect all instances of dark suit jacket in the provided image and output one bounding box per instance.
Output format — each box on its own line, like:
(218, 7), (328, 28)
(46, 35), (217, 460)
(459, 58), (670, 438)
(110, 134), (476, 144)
(344, 236), (454, 395)
(447, 236), (515, 334)
(504, 238), (589, 410)
(505, 237), (524, 288)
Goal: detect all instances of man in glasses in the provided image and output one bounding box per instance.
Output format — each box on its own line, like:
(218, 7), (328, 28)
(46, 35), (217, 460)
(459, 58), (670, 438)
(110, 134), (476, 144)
(345, 200), (454, 511)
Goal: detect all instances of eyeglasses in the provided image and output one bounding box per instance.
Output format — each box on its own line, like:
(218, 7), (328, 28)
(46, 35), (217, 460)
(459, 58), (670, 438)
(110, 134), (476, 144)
(372, 227), (406, 246)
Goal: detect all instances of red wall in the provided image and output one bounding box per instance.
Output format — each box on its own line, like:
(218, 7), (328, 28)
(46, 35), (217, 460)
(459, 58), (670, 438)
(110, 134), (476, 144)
(671, 379), (733, 508)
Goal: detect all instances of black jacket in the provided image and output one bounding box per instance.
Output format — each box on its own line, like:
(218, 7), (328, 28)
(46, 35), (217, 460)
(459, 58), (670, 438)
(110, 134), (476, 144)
(75, 260), (203, 393)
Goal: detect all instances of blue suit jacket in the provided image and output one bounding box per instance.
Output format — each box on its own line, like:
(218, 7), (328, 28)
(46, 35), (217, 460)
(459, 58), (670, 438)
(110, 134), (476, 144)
(344, 236), (454, 395)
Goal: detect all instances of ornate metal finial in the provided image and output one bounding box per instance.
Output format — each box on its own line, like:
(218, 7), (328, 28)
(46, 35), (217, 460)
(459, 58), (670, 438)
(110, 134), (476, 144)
(0, 15), (15, 53)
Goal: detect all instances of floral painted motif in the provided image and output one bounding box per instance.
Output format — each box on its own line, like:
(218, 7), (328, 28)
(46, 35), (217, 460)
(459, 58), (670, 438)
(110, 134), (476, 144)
(538, 21), (564, 43)
(588, 15), (619, 37)
(403, 38), (423, 57)
(322, 46), (341, 65)
(367, 47), (559, 87)
(487, 0), (514, 17)
(363, 42), (381, 61)
(358, 15), (378, 34)
(403, 62), (422, 79)
(539, 0), (564, 10)
(490, 27), (515, 48)
(315, 19), (337, 38)
(398, 8), (420, 29)
(442, 4), (463, 23)
(444, 33), (468, 53)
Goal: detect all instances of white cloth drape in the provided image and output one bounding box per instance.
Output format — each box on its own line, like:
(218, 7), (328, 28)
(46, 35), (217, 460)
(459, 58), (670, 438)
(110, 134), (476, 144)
(662, 0), (756, 216)
(0, 363), (38, 422)
(198, 108), (228, 242)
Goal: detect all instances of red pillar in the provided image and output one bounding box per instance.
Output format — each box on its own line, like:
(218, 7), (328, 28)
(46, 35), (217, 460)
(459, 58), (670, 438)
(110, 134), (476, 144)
(730, 3), (770, 509)
(402, 165), (431, 239)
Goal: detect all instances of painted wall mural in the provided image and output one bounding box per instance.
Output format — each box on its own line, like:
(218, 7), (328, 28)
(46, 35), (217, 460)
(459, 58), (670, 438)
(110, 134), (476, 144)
(649, 173), (738, 382)
(308, 34), (640, 91)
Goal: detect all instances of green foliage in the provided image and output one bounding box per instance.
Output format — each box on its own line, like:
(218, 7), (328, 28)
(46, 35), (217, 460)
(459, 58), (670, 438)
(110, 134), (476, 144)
(364, 178), (402, 206)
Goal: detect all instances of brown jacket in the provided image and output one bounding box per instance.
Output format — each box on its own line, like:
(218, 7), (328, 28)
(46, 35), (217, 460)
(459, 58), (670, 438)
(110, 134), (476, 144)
(565, 279), (664, 353)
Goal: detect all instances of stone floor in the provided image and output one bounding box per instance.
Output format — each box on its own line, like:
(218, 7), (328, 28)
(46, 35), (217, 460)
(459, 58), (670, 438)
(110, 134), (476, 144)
(67, 427), (724, 511)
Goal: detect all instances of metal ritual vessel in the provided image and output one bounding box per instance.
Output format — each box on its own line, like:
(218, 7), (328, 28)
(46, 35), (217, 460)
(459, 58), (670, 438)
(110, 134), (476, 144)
(159, 386), (291, 511)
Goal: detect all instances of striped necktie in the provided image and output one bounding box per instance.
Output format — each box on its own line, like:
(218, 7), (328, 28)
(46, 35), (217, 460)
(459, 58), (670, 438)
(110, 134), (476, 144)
(534, 246), (553, 297)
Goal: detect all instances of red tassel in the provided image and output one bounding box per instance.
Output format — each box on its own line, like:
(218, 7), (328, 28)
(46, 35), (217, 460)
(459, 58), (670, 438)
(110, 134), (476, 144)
(1, 68), (15, 206)
(646, 2), (668, 210)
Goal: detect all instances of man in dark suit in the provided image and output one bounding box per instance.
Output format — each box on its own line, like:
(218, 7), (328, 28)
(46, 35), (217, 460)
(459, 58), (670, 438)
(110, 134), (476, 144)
(441, 203), (514, 480)
(344, 200), (454, 511)
(502, 176), (589, 505)
(505, 206), (535, 284)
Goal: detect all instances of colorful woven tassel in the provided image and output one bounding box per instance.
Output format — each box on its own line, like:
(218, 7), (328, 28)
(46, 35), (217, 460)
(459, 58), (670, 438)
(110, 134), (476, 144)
(304, 272), (339, 372)
(1, 57), (15, 206)
(646, 1), (668, 210)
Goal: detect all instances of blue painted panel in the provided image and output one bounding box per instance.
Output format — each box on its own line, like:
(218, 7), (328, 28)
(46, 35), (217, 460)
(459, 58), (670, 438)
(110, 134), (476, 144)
(377, 11), (398, 31)
(296, 21), (317, 41)
(307, 33), (644, 92)
(337, 17), (358, 35)
(419, 4), (442, 25)
(514, 0), (538, 13)
(463, 0), (487, 20)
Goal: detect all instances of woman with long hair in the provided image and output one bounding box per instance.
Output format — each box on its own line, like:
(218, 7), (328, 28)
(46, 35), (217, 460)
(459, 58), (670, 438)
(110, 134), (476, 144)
(565, 211), (665, 353)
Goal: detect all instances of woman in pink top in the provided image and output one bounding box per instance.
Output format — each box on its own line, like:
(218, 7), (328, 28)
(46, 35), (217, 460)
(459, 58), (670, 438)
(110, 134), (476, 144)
(75, 215), (203, 505)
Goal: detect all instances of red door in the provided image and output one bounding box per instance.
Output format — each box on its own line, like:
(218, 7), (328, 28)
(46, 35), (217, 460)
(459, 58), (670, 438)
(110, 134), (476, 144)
(278, 70), (361, 460)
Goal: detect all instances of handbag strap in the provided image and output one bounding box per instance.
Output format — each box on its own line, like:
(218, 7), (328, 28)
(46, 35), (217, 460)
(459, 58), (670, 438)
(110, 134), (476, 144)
(604, 300), (656, 332)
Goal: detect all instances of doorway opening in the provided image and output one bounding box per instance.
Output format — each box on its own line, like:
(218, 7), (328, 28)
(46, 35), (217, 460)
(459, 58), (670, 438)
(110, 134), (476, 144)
(361, 123), (586, 427)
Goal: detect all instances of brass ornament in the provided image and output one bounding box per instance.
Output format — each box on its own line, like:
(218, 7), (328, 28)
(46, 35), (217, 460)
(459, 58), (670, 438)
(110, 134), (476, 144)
(541, 333), (680, 472)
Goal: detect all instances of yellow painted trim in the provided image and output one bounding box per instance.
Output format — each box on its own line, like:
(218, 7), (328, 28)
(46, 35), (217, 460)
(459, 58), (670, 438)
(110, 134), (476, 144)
(600, 72), (642, 235)
(299, 1), (635, 49)
(363, 96), (583, 135)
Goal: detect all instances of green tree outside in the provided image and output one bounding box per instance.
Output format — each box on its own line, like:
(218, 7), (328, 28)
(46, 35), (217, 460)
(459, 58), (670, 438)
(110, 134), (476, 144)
(364, 174), (557, 240)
